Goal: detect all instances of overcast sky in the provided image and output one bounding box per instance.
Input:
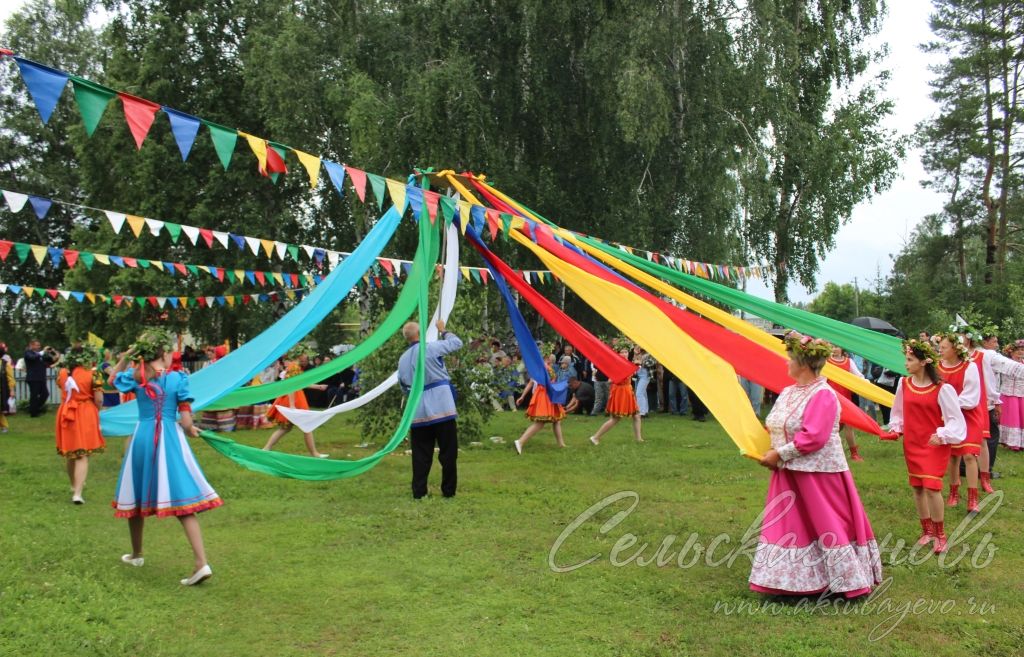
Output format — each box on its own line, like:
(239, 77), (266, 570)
(2, 1), (945, 306)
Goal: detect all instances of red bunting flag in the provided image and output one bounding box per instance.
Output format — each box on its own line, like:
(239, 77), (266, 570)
(485, 209), (500, 241)
(378, 258), (394, 276)
(0, 240), (11, 260)
(254, 271), (266, 286)
(64, 249), (79, 268)
(174, 262), (187, 276)
(242, 294), (251, 305)
(214, 267), (225, 282)
(479, 269), (489, 285)
(424, 190), (440, 224)
(147, 296), (158, 307)
(118, 92), (161, 149)
(46, 288), (58, 299)
(199, 228), (214, 248)
(346, 166), (367, 202)
(123, 257), (137, 268)
(113, 295), (124, 306)
(264, 146), (287, 175)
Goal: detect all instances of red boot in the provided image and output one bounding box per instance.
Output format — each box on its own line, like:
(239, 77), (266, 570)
(933, 521), (948, 554)
(980, 471), (995, 494)
(946, 484), (960, 507)
(849, 445), (864, 462)
(916, 518), (934, 546)
(967, 487), (980, 513)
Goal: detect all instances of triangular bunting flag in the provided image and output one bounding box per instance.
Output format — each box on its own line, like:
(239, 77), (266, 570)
(199, 228), (214, 248)
(369, 174), (388, 210)
(126, 215), (145, 237)
(105, 211), (127, 233)
(118, 92), (161, 149)
(181, 225), (200, 245)
(162, 107), (201, 160)
(260, 239), (274, 257)
(3, 191), (29, 213)
(28, 196), (52, 219)
(144, 218), (164, 236)
(346, 166), (367, 202)
(212, 230), (229, 249)
(204, 121), (238, 170)
(30, 245), (47, 265)
(70, 76), (116, 136)
(14, 57), (69, 124)
(384, 178), (406, 214)
(244, 236), (260, 255)
(323, 160), (345, 196)
(293, 149), (320, 188)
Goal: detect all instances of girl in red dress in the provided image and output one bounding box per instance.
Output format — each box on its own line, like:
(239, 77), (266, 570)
(55, 346), (106, 504)
(826, 346), (866, 461)
(883, 339), (966, 553)
(513, 354), (567, 453)
(936, 333), (984, 513)
(589, 348), (644, 445)
(262, 359), (328, 458)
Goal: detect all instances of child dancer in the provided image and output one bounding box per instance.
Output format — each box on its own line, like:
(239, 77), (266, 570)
(513, 354), (566, 453)
(936, 333), (984, 513)
(589, 348), (644, 445)
(883, 339), (966, 553)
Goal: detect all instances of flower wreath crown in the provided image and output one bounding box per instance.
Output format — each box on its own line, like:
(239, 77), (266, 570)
(63, 345), (99, 371)
(903, 338), (939, 365)
(935, 331), (970, 361)
(783, 331), (832, 360)
(133, 328), (174, 363)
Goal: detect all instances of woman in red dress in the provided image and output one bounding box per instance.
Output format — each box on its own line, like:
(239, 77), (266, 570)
(589, 348), (644, 445)
(883, 339), (966, 553)
(826, 346), (866, 461)
(513, 354), (567, 453)
(936, 333), (984, 513)
(262, 359), (328, 458)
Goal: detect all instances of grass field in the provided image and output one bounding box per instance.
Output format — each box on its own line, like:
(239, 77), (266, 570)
(1, 408), (1022, 657)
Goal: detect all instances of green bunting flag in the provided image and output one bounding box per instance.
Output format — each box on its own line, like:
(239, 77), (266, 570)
(70, 76), (116, 136)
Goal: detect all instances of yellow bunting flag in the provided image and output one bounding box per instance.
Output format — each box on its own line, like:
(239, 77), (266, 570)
(385, 178), (407, 213)
(126, 215), (146, 237)
(457, 200), (472, 235)
(260, 239), (275, 258)
(241, 132), (268, 173)
(86, 332), (104, 348)
(30, 245), (47, 265)
(94, 253), (110, 265)
(293, 149), (321, 188)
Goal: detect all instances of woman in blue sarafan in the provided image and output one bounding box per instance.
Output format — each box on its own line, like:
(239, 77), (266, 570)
(110, 329), (221, 586)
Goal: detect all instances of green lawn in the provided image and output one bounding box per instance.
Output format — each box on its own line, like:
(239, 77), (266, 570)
(1, 409), (1022, 656)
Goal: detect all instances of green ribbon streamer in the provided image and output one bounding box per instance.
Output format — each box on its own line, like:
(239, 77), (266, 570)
(198, 214), (434, 480)
(203, 215), (438, 409)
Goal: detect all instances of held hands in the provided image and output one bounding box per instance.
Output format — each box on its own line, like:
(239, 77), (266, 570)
(758, 449), (781, 470)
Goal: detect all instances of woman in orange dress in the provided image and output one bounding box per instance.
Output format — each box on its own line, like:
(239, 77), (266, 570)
(55, 346), (105, 504)
(513, 354), (567, 453)
(589, 347), (644, 445)
(827, 346), (866, 461)
(262, 359), (328, 457)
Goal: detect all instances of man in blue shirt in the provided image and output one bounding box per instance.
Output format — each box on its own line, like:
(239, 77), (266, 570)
(398, 319), (463, 499)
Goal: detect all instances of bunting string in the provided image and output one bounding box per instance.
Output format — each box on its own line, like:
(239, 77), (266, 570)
(2, 53), (765, 282)
(0, 280), (304, 308)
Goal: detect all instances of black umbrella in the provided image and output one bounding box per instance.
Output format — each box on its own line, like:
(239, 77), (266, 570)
(851, 316), (904, 337)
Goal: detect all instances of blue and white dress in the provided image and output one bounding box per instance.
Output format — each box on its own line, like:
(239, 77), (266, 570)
(111, 369), (222, 518)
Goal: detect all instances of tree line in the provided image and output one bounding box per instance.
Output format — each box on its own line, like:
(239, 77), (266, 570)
(1, 0), (901, 348)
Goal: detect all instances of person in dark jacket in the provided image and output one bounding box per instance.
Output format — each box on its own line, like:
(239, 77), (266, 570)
(24, 339), (57, 417)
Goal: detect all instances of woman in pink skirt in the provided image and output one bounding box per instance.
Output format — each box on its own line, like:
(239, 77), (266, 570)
(750, 332), (883, 598)
(999, 339), (1024, 451)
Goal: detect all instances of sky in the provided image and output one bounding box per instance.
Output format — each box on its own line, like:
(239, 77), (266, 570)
(1, 1), (946, 306)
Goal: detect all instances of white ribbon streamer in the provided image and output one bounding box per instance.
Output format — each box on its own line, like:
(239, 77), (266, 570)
(276, 222), (460, 432)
